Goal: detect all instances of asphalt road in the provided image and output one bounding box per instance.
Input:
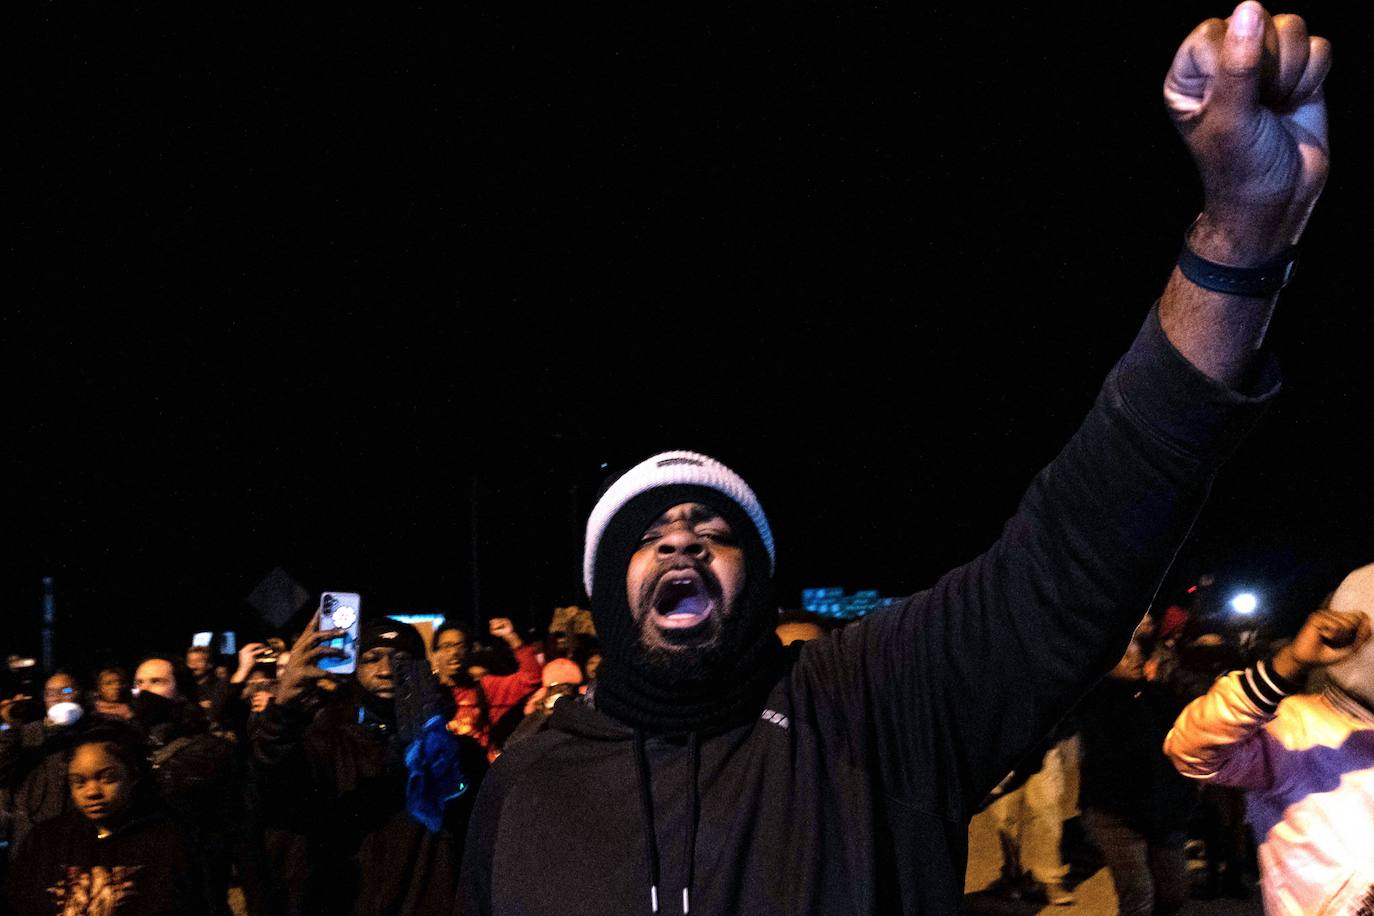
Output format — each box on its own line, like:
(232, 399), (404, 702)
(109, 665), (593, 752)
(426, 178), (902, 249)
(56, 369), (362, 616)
(965, 806), (1263, 915)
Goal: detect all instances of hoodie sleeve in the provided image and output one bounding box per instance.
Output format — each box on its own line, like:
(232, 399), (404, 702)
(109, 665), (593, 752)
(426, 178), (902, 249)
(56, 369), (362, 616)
(797, 304), (1278, 820)
(1163, 658), (1300, 790)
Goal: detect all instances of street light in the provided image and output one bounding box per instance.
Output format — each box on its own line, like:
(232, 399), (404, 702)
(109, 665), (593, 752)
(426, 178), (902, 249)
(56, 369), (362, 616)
(1230, 592), (1259, 615)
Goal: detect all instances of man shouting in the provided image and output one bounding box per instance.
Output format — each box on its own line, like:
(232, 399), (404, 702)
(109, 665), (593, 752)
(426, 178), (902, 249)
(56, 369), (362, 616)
(461, 4), (1334, 913)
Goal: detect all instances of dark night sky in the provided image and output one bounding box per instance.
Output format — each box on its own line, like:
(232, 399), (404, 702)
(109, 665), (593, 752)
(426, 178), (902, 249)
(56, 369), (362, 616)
(8, 4), (1372, 675)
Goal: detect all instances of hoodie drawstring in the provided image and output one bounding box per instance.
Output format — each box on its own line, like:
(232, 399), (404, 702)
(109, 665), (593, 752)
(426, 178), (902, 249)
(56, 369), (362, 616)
(632, 730), (662, 913)
(632, 730), (703, 915)
(684, 731), (699, 915)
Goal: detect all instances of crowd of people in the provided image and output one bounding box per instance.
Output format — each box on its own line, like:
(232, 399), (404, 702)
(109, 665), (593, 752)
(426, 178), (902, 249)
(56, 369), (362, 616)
(0, 609), (607, 914)
(4, 565), (1369, 915)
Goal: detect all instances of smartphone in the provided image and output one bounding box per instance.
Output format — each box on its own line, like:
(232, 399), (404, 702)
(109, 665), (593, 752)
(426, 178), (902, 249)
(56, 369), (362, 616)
(191, 631), (213, 648)
(318, 592), (362, 675)
(219, 631), (238, 655)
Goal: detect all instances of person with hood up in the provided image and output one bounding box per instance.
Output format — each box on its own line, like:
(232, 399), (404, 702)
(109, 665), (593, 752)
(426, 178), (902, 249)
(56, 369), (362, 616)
(250, 615), (482, 915)
(459, 6), (1334, 913)
(1165, 564), (1374, 915)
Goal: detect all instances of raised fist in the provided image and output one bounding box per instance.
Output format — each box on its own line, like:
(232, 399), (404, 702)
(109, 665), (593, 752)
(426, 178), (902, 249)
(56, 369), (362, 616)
(488, 617), (522, 648)
(1279, 610), (1371, 676)
(1164, 2), (1330, 253)
(1269, 612), (1368, 683)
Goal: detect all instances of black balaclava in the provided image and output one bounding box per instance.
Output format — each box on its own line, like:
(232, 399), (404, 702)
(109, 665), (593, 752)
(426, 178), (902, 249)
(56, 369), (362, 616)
(585, 453), (784, 735)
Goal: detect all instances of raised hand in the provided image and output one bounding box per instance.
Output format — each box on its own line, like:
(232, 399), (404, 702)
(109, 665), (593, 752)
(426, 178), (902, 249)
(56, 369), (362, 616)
(232, 642), (272, 684)
(1273, 610), (1371, 682)
(0, 694), (33, 726)
(489, 617), (522, 648)
(1164, 2), (1330, 259)
(276, 610), (347, 705)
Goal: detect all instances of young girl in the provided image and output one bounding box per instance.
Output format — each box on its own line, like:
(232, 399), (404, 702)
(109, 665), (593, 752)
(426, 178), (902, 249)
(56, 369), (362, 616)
(7, 721), (208, 915)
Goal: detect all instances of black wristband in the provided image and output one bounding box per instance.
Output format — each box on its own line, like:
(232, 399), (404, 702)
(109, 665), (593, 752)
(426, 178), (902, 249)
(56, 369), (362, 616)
(1177, 230), (1298, 297)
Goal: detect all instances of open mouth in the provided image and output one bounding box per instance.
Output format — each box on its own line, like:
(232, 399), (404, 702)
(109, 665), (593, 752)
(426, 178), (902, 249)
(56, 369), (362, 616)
(651, 569), (717, 630)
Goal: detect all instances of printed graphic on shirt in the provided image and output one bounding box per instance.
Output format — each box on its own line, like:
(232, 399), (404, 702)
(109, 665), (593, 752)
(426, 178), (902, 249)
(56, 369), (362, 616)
(46, 865), (141, 915)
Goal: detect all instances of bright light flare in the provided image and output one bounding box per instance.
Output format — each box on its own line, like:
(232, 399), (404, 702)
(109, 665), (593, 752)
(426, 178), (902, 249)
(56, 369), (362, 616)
(1230, 592), (1258, 614)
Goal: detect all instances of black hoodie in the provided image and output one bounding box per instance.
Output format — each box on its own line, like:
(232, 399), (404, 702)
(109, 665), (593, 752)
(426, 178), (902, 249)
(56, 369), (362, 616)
(459, 307), (1277, 914)
(8, 805), (207, 916)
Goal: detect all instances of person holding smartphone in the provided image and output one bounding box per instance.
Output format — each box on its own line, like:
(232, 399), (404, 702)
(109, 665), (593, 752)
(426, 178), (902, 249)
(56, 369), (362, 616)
(251, 614), (480, 915)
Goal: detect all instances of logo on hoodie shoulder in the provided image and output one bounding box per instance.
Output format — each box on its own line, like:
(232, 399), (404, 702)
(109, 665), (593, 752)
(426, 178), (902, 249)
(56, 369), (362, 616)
(760, 709), (789, 731)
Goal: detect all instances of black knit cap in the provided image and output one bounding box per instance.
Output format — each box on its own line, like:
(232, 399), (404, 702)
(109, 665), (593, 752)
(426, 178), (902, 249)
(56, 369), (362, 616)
(359, 618), (427, 658)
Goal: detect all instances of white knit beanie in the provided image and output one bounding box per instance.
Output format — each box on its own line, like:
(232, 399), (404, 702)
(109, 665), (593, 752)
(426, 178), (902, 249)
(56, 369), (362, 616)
(583, 450), (774, 597)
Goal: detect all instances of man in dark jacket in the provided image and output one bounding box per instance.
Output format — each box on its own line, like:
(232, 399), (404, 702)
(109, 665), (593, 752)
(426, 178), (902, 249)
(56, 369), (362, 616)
(1078, 634), (1200, 915)
(132, 656), (242, 915)
(251, 617), (482, 916)
(460, 5), (1333, 914)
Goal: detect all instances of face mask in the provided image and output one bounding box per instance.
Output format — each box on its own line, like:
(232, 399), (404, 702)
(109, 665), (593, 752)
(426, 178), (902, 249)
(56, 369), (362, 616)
(46, 702), (83, 727)
(133, 690), (178, 728)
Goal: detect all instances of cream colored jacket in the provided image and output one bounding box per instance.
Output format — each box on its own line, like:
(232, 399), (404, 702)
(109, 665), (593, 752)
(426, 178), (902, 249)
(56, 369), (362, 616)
(1164, 658), (1374, 915)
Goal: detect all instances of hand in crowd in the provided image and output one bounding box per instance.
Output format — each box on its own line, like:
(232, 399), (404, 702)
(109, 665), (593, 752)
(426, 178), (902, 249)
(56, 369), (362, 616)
(489, 617), (522, 649)
(1273, 609), (1371, 681)
(231, 642), (272, 684)
(1, 693), (34, 726)
(276, 610), (347, 706)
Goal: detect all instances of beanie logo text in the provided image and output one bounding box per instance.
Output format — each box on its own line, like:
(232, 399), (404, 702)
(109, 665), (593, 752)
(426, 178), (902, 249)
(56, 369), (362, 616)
(656, 457), (705, 468)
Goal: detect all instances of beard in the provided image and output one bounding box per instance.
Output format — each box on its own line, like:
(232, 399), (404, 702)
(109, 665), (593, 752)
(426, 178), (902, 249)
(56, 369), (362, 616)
(629, 562), (741, 681)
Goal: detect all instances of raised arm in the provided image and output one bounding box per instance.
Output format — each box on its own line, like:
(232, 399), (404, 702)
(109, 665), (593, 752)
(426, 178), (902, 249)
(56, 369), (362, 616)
(1165, 610), (1370, 789)
(252, 611), (343, 777)
(799, 4), (1333, 818)
(1158, 2), (1329, 384)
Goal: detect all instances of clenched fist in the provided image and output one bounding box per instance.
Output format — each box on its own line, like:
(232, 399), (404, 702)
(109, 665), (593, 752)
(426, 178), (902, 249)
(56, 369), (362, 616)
(489, 617), (523, 649)
(1273, 610), (1371, 682)
(1164, 2), (1330, 260)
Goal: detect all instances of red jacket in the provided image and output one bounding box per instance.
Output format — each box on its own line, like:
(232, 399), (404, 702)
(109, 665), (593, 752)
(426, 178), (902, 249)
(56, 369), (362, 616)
(448, 645), (543, 754)
(482, 645), (542, 725)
